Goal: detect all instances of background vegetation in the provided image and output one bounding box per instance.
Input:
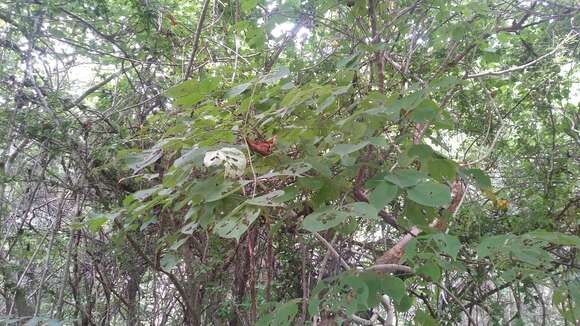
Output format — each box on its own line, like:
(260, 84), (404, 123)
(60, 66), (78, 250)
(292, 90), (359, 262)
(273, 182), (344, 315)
(0, 0), (578, 325)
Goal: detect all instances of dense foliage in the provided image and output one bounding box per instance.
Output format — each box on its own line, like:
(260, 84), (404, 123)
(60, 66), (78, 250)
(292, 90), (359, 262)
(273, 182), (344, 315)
(0, 0), (578, 325)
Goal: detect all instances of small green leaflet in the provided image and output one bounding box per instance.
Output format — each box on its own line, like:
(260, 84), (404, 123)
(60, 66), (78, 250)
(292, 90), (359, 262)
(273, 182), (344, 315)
(407, 181), (452, 207)
(302, 209), (349, 232)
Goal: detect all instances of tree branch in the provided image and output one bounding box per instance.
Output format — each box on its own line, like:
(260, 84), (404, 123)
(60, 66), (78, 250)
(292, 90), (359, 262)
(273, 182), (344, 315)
(184, 0), (212, 79)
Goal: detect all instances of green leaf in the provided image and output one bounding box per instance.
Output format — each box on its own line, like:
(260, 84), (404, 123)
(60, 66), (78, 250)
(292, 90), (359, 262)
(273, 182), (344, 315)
(415, 310), (438, 326)
(87, 216), (108, 232)
(384, 169), (428, 188)
(417, 262), (442, 282)
(331, 141), (369, 157)
(302, 209), (349, 232)
(192, 179), (236, 202)
(407, 182), (452, 207)
(428, 159), (457, 181)
(369, 182), (398, 210)
(463, 168), (492, 190)
(133, 186), (160, 201)
(125, 148), (162, 173)
(166, 80), (197, 98)
(346, 202), (379, 220)
(260, 66), (290, 85)
(174, 147), (207, 168)
(160, 252), (179, 272)
(477, 235), (510, 257)
(410, 99), (440, 122)
(227, 82), (252, 97)
(379, 275), (406, 304)
(407, 144), (434, 162)
(259, 300), (299, 326)
(214, 208), (261, 241)
(431, 233), (461, 259)
(341, 275), (370, 314)
(246, 190), (285, 207)
(241, 0), (257, 13)
(525, 230), (580, 247)
(404, 201), (436, 226)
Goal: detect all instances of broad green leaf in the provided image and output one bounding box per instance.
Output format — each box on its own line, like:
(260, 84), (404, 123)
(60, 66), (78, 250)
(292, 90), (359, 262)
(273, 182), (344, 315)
(133, 186), (160, 201)
(428, 159), (457, 181)
(214, 208), (260, 241)
(525, 230), (580, 247)
(369, 182), (398, 210)
(87, 216), (108, 232)
(407, 144), (434, 162)
(331, 141), (369, 157)
(415, 310), (438, 326)
(341, 275), (370, 314)
(430, 233), (461, 259)
(246, 190), (285, 207)
(260, 66), (290, 85)
(346, 202), (379, 220)
(160, 252), (179, 272)
(302, 209), (349, 232)
(166, 80), (197, 98)
(191, 178), (236, 202)
(407, 181), (452, 207)
(241, 0), (257, 13)
(384, 169), (428, 188)
(257, 162), (312, 179)
(125, 148), (162, 173)
(477, 235), (510, 257)
(174, 147), (207, 168)
(404, 201), (436, 226)
(379, 275), (406, 304)
(417, 262), (442, 282)
(260, 300), (299, 326)
(410, 99), (440, 122)
(227, 82), (252, 97)
(174, 92), (205, 107)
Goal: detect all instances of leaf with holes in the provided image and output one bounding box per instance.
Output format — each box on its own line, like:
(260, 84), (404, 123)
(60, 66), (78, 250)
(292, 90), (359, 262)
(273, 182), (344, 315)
(214, 208), (260, 241)
(246, 190), (285, 207)
(302, 209), (349, 232)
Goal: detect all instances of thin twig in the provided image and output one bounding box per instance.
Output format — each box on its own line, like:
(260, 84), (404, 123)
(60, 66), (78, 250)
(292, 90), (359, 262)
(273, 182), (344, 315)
(184, 0), (212, 79)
